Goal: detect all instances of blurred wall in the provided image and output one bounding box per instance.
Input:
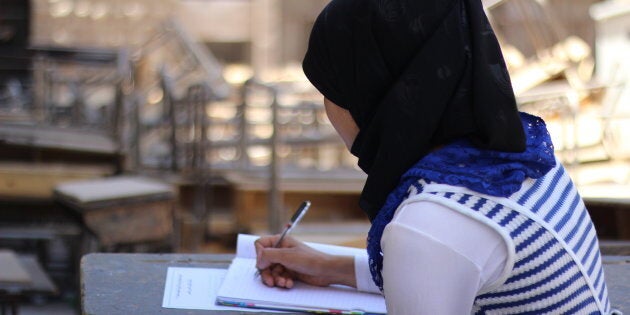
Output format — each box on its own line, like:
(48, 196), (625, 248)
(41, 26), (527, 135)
(26, 0), (609, 78)
(176, 0), (250, 43)
(30, 0), (177, 48)
(176, 0), (328, 77)
(590, 0), (630, 81)
(490, 0), (604, 58)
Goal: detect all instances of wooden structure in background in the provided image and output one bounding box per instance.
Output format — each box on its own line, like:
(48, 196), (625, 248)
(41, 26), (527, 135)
(54, 176), (175, 251)
(582, 183), (630, 240)
(0, 249), (57, 315)
(0, 162), (113, 199)
(223, 169), (366, 234)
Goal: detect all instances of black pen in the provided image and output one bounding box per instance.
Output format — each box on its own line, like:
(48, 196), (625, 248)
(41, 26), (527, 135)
(255, 201), (311, 277)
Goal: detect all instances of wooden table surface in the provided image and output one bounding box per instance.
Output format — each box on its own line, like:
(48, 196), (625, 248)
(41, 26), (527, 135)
(81, 253), (630, 315)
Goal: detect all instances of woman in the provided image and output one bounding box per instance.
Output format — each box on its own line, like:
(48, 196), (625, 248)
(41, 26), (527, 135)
(255, 0), (615, 313)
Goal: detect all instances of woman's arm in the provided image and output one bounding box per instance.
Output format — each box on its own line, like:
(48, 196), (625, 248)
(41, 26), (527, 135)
(255, 235), (356, 289)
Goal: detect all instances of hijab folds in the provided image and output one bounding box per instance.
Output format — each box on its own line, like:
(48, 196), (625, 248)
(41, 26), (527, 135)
(303, 0), (526, 220)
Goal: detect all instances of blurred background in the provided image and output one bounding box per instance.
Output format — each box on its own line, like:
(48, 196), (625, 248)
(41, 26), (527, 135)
(0, 0), (629, 313)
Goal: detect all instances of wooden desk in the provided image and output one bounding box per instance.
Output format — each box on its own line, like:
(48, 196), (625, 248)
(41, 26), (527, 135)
(81, 253), (630, 314)
(55, 176), (175, 250)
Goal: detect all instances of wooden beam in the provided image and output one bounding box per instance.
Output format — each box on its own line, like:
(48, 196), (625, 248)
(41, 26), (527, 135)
(0, 163), (113, 199)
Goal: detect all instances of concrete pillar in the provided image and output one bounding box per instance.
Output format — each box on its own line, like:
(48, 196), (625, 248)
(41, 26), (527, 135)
(251, 0), (282, 80)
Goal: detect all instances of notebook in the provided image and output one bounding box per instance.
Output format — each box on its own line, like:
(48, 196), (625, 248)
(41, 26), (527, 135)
(216, 234), (387, 314)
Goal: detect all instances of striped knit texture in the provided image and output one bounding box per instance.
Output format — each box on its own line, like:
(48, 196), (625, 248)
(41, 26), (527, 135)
(408, 161), (611, 314)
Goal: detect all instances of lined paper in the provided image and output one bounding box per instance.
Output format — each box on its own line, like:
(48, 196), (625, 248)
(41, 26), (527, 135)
(162, 267), (265, 312)
(217, 235), (387, 314)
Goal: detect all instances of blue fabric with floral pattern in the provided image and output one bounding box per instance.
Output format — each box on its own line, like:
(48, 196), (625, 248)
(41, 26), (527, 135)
(366, 112), (557, 290)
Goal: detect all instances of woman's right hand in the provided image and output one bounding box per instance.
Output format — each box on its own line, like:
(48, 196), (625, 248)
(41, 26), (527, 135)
(254, 235), (356, 289)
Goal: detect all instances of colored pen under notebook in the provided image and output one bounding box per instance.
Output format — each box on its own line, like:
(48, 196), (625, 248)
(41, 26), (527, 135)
(255, 200), (311, 277)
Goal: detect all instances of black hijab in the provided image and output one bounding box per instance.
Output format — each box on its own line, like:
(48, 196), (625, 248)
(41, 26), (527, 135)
(303, 0), (526, 221)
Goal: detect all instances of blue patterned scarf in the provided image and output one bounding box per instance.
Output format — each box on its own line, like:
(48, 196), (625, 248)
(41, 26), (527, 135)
(367, 112), (557, 290)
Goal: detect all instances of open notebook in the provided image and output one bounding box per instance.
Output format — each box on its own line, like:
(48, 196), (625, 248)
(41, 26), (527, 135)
(216, 234), (387, 314)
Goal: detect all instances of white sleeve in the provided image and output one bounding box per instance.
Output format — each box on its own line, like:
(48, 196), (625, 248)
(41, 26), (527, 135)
(381, 221), (482, 314)
(354, 253), (382, 294)
(379, 200), (508, 314)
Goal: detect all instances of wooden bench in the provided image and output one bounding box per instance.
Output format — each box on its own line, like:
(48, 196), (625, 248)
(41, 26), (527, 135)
(54, 176), (176, 252)
(222, 168), (367, 233)
(0, 250), (57, 315)
(0, 162), (113, 200)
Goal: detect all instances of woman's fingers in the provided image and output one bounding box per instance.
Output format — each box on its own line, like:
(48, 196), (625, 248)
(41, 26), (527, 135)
(255, 235), (296, 250)
(271, 264), (288, 288)
(254, 235), (281, 249)
(260, 264), (295, 288)
(260, 267), (275, 287)
(280, 269), (295, 288)
(255, 235), (300, 269)
(257, 247), (306, 271)
(255, 235), (334, 288)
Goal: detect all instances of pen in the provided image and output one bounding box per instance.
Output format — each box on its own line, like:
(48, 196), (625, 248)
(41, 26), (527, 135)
(255, 200), (311, 277)
(273, 200), (311, 247)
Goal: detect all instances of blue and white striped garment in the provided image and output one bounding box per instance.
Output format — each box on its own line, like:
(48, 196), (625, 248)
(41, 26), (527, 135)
(405, 159), (613, 314)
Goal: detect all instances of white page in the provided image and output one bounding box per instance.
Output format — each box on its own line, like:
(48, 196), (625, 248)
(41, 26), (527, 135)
(236, 234), (368, 258)
(236, 234), (259, 258)
(162, 267), (269, 312)
(219, 235), (386, 314)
